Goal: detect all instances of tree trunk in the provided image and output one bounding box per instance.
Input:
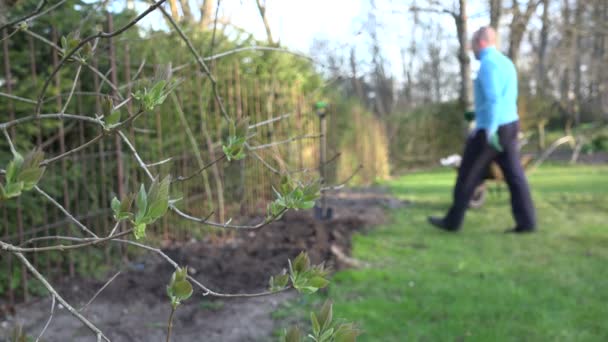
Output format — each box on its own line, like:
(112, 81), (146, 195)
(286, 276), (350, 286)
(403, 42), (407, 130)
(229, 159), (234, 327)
(350, 47), (365, 100)
(489, 0), (502, 30)
(573, 0), (583, 124)
(456, 0), (472, 111)
(168, 0), (180, 20)
(537, 0), (550, 96)
(199, 0), (213, 29)
(179, 0), (193, 22)
(508, 0), (540, 68)
(255, 0), (275, 45)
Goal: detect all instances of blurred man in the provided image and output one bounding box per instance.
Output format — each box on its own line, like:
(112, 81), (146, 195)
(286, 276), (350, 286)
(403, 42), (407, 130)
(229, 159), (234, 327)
(428, 26), (536, 233)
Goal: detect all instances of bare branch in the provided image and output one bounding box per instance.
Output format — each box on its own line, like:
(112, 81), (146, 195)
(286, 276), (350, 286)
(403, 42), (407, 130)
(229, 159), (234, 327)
(40, 109), (145, 166)
(0, 0), (47, 32)
(0, 113), (101, 130)
(0, 91), (38, 104)
(146, 157), (174, 167)
(36, 294), (56, 342)
(322, 164), (363, 192)
(248, 134), (322, 151)
(34, 186), (98, 238)
(248, 113), (291, 129)
(14, 252), (110, 341)
(1, 229), (133, 253)
(34, 0), (168, 116)
(173, 154), (226, 183)
(156, 3), (231, 121)
(79, 271), (122, 313)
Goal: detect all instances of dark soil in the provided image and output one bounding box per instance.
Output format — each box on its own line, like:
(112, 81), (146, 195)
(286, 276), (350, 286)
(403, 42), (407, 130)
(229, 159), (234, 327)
(0, 188), (406, 342)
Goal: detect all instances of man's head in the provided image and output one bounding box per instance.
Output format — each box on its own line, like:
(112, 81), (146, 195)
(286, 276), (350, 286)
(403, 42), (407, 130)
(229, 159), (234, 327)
(472, 26), (497, 60)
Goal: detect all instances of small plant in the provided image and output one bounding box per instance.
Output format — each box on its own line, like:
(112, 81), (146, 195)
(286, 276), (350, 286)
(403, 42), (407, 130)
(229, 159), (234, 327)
(111, 176), (171, 239)
(1, 150), (45, 200)
(268, 252), (330, 295)
(267, 177), (320, 220)
(166, 267), (193, 342)
(222, 117), (250, 161)
(281, 300), (361, 342)
(132, 79), (179, 111)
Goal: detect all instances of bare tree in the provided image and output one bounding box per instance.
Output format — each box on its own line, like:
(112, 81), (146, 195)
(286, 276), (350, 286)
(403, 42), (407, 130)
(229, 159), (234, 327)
(489, 0), (503, 29)
(255, 0), (275, 45)
(508, 0), (541, 68)
(537, 0), (550, 96)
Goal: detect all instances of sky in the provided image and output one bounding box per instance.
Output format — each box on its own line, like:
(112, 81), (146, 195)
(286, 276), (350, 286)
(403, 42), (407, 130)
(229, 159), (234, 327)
(118, 0), (491, 82)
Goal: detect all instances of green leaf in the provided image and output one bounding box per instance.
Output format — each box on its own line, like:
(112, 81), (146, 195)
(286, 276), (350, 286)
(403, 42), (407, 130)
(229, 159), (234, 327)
(61, 36), (68, 51)
(300, 201), (315, 209)
(4, 182), (23, 199)
(105, 110), (121, 127)
(283, 326), (302, 342)
(17, 168), (44, 190)
(292, 252), (310, 274)
(101, 96), (113, 118)
(135, 184), (147, 222)
(111, 197), (121, 215)
(269, 273), (290, 292)
(133, 222), (146, 240)
(311, 312), (321, 337)
(6, 152), (23, 183)
(317, 299), (333, 331)
(319, 328), (334, 342)
(0, 184), (6, 200)
(308, 276), (330, 290)
(172, 279), (193, 300)
(120, 193), (134, 215)
(146, 175), (170, 221)
(334, 323), (361, 342)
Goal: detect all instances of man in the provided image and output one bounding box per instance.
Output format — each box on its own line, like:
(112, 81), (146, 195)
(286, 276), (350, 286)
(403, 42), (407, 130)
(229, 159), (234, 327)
(428, 26), (536, 233)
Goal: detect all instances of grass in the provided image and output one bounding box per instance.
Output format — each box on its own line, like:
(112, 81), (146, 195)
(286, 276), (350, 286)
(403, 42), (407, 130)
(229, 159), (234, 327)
(288, 164), (608, 341)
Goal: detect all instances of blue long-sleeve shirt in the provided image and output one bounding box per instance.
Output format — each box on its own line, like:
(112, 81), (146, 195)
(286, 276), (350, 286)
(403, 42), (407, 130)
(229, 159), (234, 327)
(474, 47), (519, 138)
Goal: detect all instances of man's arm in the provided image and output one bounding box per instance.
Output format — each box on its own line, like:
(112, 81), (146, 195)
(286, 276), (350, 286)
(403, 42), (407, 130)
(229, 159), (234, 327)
(478, 60), (503, 151)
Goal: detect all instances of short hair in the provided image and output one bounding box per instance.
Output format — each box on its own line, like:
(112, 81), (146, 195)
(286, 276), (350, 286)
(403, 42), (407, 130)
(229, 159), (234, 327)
(473, 26), (497, 45)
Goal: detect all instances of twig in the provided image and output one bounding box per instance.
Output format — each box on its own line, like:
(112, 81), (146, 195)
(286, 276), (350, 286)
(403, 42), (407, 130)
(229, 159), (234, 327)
(205, 46), (315, 62)
(321, 164), (363, 191)
(80, 271), (121, 313)
(0, 0), (47, 32)
(248, 134), (322, 151)
(156, 4), (231, 121)
(27, 0), (68, 24)
(40, 109), (144, 166)
(108, 221), (121, 237)
(248, 113), (291, 129)
(0, 113), (100, 130)
(36, 294), (56, 342)
(0, 28), (19, 43)
(146, 157), (173, 167)
(14, 252), (110, 341)
(172, 154), (226, 183)
(0, 229), (133, 253)
(34, 186), (98, 238)
(60, 64), (84, 114)
(0, 91), (38, 104)
(34, 0), (167, 116)
(166, 305), (176, 342)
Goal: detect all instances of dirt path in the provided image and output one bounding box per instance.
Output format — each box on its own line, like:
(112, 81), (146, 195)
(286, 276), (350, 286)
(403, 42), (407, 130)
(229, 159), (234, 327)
(0, 188), (406, 341)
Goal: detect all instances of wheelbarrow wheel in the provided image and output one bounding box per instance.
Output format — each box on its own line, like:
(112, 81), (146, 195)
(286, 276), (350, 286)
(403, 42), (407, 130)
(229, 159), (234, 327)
(469, 184), (487, 209)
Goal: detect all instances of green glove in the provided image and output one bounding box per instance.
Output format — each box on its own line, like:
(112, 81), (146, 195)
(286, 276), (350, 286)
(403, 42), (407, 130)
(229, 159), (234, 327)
(489, 132), (503, 152)
(464, 111), (475, 122)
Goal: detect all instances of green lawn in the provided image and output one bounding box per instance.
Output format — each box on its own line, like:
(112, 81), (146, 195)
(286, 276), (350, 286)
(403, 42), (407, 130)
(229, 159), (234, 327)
(324, 164), (608, 341)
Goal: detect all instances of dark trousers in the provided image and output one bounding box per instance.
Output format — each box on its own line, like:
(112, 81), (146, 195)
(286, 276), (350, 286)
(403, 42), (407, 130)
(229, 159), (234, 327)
(445, 121), (536, 229)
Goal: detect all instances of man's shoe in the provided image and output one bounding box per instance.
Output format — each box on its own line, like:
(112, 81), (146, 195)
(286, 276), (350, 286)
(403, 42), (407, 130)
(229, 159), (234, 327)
(504, 226), (536, 234)
(427, 216), (459, 232)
